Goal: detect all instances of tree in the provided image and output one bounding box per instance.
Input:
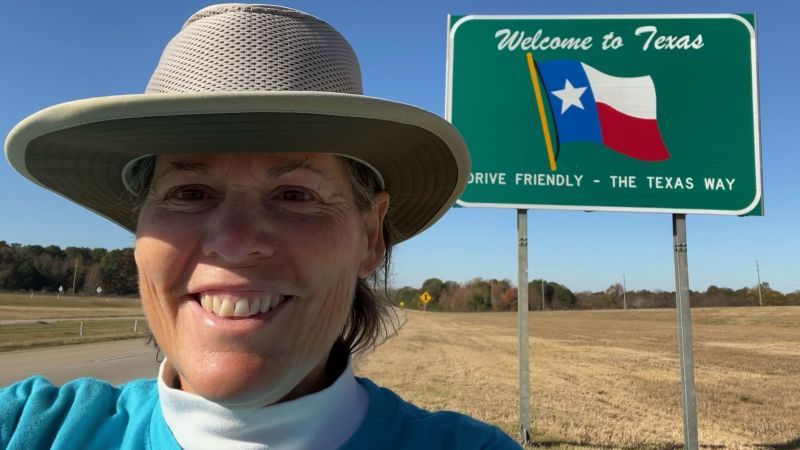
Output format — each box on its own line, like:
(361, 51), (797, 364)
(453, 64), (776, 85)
(759, 282), (785, 306)
(393, 286), (420, 309)
(551, 283), (578, 310)
(10, 260), (44, 290)
(83, 263), (102, 295)
(439, 282), (467, 311)
(527, 279), (576, 310)
(496, 287), (517, 311)
(99, 249), (138, 295)
(420, 277), (445, 310)
(606, 283), (624, 308)
(464, 278), (491, 311)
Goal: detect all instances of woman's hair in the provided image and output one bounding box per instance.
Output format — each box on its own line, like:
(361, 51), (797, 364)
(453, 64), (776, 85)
(338, 157), (398, 356)
(129, 155), (398, 358)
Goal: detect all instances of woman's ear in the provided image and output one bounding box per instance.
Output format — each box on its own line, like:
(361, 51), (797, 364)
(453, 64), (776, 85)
(359, 191), (390, 278)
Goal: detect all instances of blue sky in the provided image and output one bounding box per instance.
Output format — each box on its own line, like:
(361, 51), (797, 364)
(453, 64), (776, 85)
(1, 0), (797, 293)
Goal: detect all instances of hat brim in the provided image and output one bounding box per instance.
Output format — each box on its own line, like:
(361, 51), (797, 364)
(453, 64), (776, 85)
(5, 92), (469, 241)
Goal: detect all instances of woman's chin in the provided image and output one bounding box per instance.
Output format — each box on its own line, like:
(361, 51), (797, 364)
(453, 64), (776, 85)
(188, 381), (278, 407)
(178, 366), (299, 408)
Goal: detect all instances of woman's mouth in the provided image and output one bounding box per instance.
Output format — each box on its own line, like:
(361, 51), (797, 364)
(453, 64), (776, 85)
(196, 293), (293, 319)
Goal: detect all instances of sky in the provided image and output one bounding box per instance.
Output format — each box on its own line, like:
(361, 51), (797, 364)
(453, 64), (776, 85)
(0, 0), (797, 294)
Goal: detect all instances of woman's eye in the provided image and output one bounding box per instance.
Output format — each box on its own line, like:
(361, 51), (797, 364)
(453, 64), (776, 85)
(167, 186), (208, 201)
(280, 189), (312, 201)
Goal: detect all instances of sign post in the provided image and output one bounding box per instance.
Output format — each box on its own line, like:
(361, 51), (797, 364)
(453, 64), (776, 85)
(673, 214), (698, 448)
(447, 14), (761, 449)
(517, 210), (532, 445)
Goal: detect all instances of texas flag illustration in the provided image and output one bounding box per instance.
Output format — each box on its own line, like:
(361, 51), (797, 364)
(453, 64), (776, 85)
(536, 60), (670, 162)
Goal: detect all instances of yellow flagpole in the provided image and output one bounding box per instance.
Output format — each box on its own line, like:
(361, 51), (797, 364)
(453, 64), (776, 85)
(526, 52), (557, 172)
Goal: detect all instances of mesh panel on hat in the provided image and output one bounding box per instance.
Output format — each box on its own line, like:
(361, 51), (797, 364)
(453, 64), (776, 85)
(146, 5), (362, 94)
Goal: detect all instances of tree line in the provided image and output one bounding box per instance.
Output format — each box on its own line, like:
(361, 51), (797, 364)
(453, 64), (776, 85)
(2, 241), (798, 308)
(0, 241), (137, 295)
(390, 277), (800, 312)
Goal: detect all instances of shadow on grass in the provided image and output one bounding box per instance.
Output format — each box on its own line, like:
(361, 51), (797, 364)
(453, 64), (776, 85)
(524, 441), (732, 450)
(524, 440), (800, 450)
(525, 441), (681, 449)
(756, 437), (800, 450)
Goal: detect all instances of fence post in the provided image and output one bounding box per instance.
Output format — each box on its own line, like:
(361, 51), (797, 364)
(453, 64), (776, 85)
(79, 322), (84, 337)
(133, 320), (138, 333)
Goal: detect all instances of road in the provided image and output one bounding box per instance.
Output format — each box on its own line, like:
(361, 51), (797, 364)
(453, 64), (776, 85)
(0, 339), (159, 387)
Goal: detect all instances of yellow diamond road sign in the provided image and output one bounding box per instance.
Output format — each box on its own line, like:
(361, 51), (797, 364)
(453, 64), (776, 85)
(420, 291), (432, 304)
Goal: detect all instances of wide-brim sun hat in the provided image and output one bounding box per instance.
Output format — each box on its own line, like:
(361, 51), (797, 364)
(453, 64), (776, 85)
(4, 3), (469, 241)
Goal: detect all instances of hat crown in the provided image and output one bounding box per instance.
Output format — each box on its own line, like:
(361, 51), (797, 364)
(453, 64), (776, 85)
(146, 4), (362, 95)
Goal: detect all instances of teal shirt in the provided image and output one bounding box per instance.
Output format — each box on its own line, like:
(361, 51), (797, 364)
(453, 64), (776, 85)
(1, 376), (521, 449)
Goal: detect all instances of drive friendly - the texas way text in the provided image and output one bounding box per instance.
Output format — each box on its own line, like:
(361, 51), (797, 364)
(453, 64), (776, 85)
(468, 172), (736, 191)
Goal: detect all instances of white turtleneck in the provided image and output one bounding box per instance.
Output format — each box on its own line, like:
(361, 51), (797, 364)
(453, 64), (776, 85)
(157, 359), (369, 450)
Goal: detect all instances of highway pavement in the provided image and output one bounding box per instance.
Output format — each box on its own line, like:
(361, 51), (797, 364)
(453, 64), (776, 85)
(0, 339), (160, 387)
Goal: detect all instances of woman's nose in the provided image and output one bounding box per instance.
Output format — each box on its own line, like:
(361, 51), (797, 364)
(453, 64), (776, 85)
(201, 195), (276, 264)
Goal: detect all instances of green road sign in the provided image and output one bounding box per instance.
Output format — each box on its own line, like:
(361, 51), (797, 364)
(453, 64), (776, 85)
(446, 14), (762, 215)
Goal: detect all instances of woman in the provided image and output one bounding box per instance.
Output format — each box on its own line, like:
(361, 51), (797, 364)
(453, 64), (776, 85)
(2, 4), (521, 449)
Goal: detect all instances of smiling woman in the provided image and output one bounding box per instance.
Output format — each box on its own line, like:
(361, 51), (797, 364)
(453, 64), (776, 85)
(136, 153), (389, 409)
(1, 3), (520, 450)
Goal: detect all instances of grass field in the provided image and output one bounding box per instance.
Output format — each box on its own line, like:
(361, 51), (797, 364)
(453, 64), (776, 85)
(0, 293), (146, 351)
(0, 293), (144, 321)
(3, 292), (798, 448)
(354, 307), (800, 450)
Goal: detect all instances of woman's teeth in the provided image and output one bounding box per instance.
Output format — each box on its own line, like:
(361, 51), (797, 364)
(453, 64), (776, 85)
(199, 293), (287, 318)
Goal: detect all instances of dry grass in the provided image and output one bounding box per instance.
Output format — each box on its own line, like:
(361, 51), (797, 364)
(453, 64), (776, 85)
(0, 293), (143, 321)
(0, 293), (146, 351)
(354, 307), (800, 449)
(3, 292), (797, 448)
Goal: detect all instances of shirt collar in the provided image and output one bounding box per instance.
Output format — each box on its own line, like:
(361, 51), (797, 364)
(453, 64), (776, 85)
(157, 357), (368, 450)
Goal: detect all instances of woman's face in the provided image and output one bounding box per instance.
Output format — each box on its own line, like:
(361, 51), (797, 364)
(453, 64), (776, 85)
(134, 153), (388, 407)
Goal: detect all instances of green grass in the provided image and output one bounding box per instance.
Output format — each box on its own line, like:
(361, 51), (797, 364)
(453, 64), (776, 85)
(0, 319), (150, 352)
(0, 293), (142, 309)
(0, 292), (144, 322)
(0, 293), (147, 351)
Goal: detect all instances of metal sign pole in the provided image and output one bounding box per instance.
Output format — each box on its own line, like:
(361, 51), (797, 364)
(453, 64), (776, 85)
(517, 209), (532, 445)
(672, 214), (699, 450)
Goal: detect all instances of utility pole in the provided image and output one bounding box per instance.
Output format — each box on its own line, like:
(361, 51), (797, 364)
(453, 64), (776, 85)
(71, 258), (78, 295)
(756, 259), (762, 307)
(491, 279), (495, 309)
(623, 273), (627, 310)
(541, 279), (545, 311)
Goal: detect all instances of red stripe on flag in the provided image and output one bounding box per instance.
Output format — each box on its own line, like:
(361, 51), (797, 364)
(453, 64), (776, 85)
(596, 103), (670, 162)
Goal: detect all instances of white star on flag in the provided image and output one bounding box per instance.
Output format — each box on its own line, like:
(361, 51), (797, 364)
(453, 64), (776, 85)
(551, 79), (587, 114)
